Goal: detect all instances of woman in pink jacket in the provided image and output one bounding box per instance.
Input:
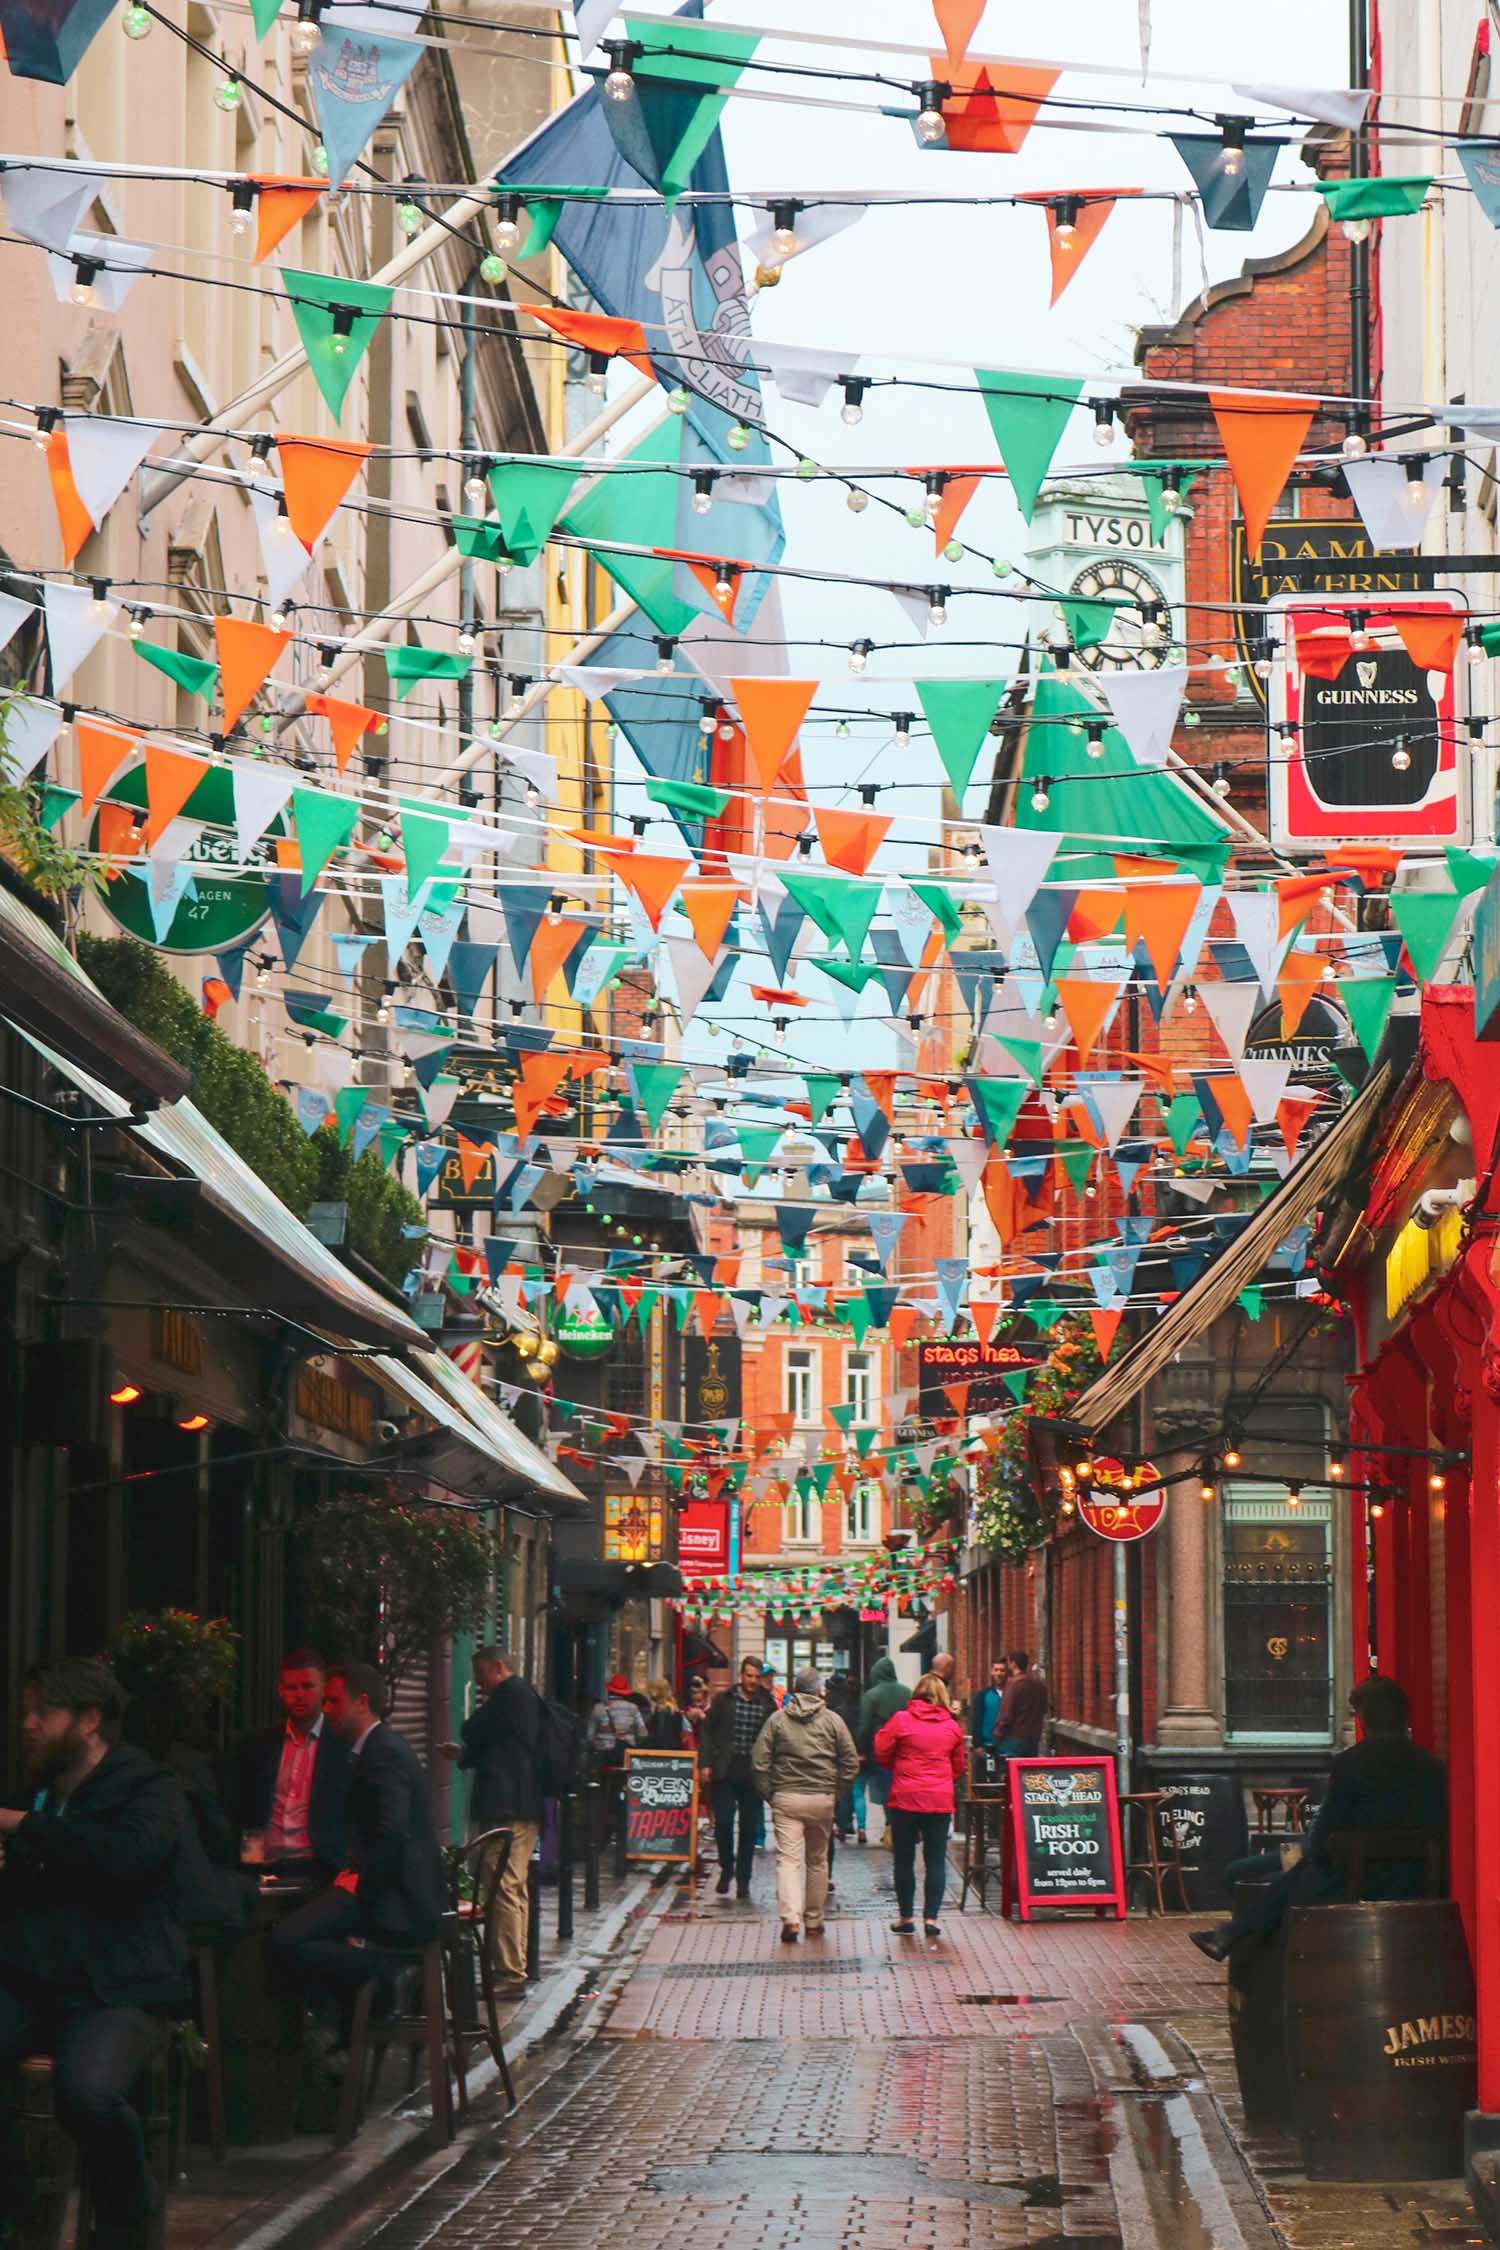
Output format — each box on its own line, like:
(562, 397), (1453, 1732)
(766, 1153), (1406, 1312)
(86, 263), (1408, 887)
(873, 1673), (967, 1939)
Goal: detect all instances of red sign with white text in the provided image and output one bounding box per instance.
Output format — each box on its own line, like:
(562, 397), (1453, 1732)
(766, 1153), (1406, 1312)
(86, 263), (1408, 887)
(1078, 1489), (1166, 1543)
(677, 1499), (730, 1579)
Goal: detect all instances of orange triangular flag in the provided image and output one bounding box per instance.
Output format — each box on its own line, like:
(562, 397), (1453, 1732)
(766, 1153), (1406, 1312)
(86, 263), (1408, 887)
(529, 914), (587, 1002)
(306, 693), (381, 774)
(46, 428), (92, 565)
(680, 881), (742, 959)
(1392, 613), (1465, 673)
(525, 306), (653, 377)
(251, 176), (324, 263)
(889, 1305), (922, 1351)
(553, 1272), (574, 1303)
(1275, 871), (1335, 937)
(274, 433), (372, 549)
(1067, 888), (1123, 943)
(97, 802), (142, 860)
(1208, 1073), (1254, 1150)
(569, 1051), (611, 1078)
(1291, 613), (1353, 680)
(692, 1291), (720, 1337)
(1089, 1307), (1124, 1359)
(932, 0), (983, 69)
(970, 1298), (1001, 1347)
(456, 1135), (491, 1193)
(814, 806), (891, 877)
(672, 555), (744, 623)
(713, 1254), (741, 1286)
(1278, 1093), (1320, 1163)
(863, 1071), (898, 1122)
(512, 1051), (573, 1138)
(602, 848), (690, 930)
(141, 743), (209, 848)
(1054, 975), (1122, 1064)
(215, 617), (292, 734)
(1277, 948), (1325, 1038)
(1210, 392), (1317, 558)
(931, 472), (982, 554)
(1124, 880), (1202, 985)
(1062, 1097), (1103, 1149)
(1033, 191), (1138, 306)
(731, 677), (817, 792)
(77, 719), (140, 816)
(942, 1381), (972, 1416)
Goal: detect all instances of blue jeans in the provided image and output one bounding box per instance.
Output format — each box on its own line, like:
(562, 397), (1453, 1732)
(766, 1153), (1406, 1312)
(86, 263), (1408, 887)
(836, 1776), (867, 1833)
(889, 1810), (951, 1922)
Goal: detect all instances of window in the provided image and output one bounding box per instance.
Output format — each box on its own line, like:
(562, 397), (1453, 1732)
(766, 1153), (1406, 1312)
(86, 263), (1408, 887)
(1222, 1485), (1333, 1742)
(784, 1489), (817, 1545)
(845, 1479), (878, 1545)
(785, 1347), (816, 1426)
(790, 1251), (815, 1295)
(846, 1351), (874, 1427)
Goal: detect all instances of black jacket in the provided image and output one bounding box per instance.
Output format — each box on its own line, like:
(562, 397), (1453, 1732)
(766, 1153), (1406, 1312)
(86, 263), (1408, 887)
(0, 1745), (188, 2009)
(1301, 1732), (1447, 1901)
(229, 1719), (350, 1870)
(700, 1686), (776, 1783)
(459, 1676), (541, 1828)
(346, 1723), (448, 1947)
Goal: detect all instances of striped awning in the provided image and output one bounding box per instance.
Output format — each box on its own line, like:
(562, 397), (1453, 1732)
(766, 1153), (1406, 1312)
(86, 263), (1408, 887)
(1070, 1061), (1391, 1438)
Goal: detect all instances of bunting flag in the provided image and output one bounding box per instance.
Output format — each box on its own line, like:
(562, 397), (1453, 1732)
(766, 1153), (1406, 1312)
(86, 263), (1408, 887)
(731, 676), (817, 791)
(44, 427), (91, 564)
(252, 176), (325, 262)
(281, 270), (394, 419)
(274, 433), (373, 548)
(1025, 188), (1139, 304)
(1342, 452), (1446, 550)
(307, 693), (383, 773)
(307, 24), (423, 188)
(291, 786), (360, 894)
(135, 643), (219, 703)
(214, 617), (292, 733)
(916, 679), (1003, 801)
(1210, 392), (1317, 556)
(0, 0), (114, 82)
(487, 460), (580, 564)
(599, 20), (758, 204)
(1170, 130), (1280, 230)
(141, 745), (208, 849)
(61, 413), (162, 532)
(975, 371), (1082, 520)
(385, 646), (472, 700)
(76, 719), (140, 816)
(44, 578), (114, 689)
(814, 806), (891, 876)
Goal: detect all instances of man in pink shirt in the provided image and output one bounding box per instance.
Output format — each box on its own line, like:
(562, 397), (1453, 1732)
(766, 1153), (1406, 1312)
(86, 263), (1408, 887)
(230, 1649), (349, 1875)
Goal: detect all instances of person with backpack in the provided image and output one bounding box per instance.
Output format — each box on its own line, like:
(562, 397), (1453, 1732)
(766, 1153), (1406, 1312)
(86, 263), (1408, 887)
(440, 1648), (540, 1999)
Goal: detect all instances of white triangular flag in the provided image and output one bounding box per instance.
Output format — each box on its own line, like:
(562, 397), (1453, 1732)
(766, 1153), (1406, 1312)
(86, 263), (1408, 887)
(1095, 665), (1188, 768)
(745, 204), (865, 271)
(1086, 1076), (1144, 1151)
(3, 699), (64, 781)
(1229, 891), (1292, 1001)
(495, 742), (559, 803)
(979, 826), (1062, 937)
(887, 587), (933, 639)
(2, 164), (105, 253)
(420, 1077), (461, 1130)
(230, 760), (296, 866)
(1170, 1177), (1222, 1205)
(1237, 1057), (1294, 1125)
(1341, 453), (1447, 552)
(761, 344), (859, 409)
(948, 1137), (987, 1198)
(1197, 978), (1261, 1058)
(249, 485), (314, 609)
(556, 665), (647, 700)
(0, 592), (35, 654)
(43, 580), (114, 690)
(1232, 82), (1372, 130)
(62, 416), (164, 529)
(664, 935), (722, 1027)
(47, 233), (149, 312)
(570, 0), (614, 58)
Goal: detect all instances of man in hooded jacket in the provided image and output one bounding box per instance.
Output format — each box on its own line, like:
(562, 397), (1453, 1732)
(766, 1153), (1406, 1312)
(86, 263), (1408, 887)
(856, 1656), (909, 1847)
(751, 1671), (859, 1942)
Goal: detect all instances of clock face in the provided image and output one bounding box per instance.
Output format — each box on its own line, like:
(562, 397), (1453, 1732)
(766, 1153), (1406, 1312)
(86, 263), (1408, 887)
(1068, 559), (1171, 671)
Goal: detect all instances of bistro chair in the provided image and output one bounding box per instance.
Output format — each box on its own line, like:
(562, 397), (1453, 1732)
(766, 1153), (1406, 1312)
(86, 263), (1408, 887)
(7, 2038), (174, 2250)
(334, 1938), (458, 2152)
(1119, 1790), (1190, 1915)
(1252, 1786), (1310, 1838)
(958, 1783), (1009, 1911)
(445, 1828), (520, 2112)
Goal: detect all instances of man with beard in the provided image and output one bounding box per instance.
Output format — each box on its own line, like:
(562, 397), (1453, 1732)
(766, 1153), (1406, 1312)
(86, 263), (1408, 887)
(0, 1659), (187, 2250)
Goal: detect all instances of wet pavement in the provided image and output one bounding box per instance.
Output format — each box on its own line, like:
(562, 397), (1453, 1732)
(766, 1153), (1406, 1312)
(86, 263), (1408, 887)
(307, 1837), (1487, 2250)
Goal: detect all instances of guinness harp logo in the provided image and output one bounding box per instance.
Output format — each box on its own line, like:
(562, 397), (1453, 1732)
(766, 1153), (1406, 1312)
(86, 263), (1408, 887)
(1356, 660), (1379, 689)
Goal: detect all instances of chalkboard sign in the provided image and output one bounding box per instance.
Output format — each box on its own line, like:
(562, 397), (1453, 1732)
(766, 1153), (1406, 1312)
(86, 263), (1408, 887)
(1005, 1757), (1126, 1920)
(1153, 1774), (1250, 1912)
(623, 1750), (699, 1865)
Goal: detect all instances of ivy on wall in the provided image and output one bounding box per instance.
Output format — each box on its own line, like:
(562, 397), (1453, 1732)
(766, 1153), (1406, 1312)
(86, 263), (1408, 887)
(78, 934), (424, 1290)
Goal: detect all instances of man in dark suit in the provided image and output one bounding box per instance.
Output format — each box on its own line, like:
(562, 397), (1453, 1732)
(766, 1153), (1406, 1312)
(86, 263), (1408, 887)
(1192, 1673), (1447, 1959)
(269, 1662), (447, 2046)
(230, 1648), (349, 1876)
(439, 1648), (540, 1999)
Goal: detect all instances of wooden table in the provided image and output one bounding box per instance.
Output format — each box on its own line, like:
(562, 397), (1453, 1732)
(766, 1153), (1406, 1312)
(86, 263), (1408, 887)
(218, 1874), (336, 2143)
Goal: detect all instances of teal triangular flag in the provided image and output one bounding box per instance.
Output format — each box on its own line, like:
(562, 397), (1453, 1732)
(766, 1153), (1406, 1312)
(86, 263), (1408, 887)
(281, 269), (393, 421)
(385, 646), (471, 701)
(291, 787), (359, 895)
(135, 643), (218, 701)
(627, 1061), (686, 1133)
(399, 802), (452, 893)
(779, 868), (880, 961)
(1391, 888), (1463, 984)
(487, 460), (580, 566)
(974, 371), (1082, 521)
(1342, 976), (1395, 1064)
(966, 1078), (1027, 1149)
(916, 679), (1003, 802)
(803, 1073), (840, 1126)
(997, 1037), (1043, 1087)
(908, 878), (964, 944)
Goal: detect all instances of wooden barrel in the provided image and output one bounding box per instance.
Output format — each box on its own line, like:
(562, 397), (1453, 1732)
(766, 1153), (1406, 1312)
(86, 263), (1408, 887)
(1285, 1901), (1476, 2180)
(1227, 1880), (1291, 2126)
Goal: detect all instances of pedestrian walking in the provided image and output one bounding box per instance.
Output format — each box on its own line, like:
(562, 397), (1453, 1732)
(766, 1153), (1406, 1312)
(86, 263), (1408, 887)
(827, 1672), (867, 1841)
(875, 1673), (966, 1940)
(995, 1652), (1048, 1757)
(438, 1648), (540, 2000)
(644, 1678), (693, 1749)
(856, 1656), (909, 1847)
(587, 1674), (647, 1763)
(701, 1657), (776, 1899)
(751, 1669), (859, 1943)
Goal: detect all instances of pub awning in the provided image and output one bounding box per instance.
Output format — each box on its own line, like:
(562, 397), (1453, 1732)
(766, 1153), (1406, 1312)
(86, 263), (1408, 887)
(407, 1345), (585, 1510)
(1069, 1061), (1392, 1439)
(0, 870), (189, 1109)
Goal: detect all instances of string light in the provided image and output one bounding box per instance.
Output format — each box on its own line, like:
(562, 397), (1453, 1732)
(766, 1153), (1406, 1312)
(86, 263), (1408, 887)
(1342, 426), (1369, 460)
(586, 352), (609, 396)
(69, 258), (100, 306)
(1391, 735), (1412, 772)
(1091, 398), (1116, 448)
(726, 421), (752, 452)
(691, 469), (715, 516)
(493, 195), (523, 256)
(1052, 195), (1080, 246)
(848, 638), (873, 675)
(1215, 115), (1248, 176)
(1030, 779), (1051, 811)
(893, 712), (912, 751)
(914, 80), (949, 143)
(1402, 455), (1431, 511)
(463, 459), (489, 510)
(1285, 1479), (1303, 1507)
(602, 39), (639, 99)
(228, 180), (256, 237)
(214, 75), (242, 110)
(1211, 764), (1232, 799)
(846, 488), (869, 515)
(1222, 1437), (1242, 1470)
(655, 637), (676, 674)
(293, 0), (323, 46)
(1085, 720), (1106, 759)
(840, 378), (868, 427)
(121, 2), (151, 33)
(770, 200), (801, 258)
(329, 305), (356, 355)
(927, 587), (948, 626)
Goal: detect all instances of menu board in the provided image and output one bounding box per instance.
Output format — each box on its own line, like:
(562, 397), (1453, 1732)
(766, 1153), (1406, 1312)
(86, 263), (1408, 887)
(623, 1750), (699, 1865)
(1005, 1757), (1126, 1919)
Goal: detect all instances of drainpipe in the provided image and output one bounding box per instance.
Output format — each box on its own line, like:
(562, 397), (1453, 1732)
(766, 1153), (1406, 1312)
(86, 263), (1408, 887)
(1348, 0), (1371, 431)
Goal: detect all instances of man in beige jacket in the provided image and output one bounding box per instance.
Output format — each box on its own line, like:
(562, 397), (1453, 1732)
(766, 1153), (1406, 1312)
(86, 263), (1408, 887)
(750, 1669), (860, 1943)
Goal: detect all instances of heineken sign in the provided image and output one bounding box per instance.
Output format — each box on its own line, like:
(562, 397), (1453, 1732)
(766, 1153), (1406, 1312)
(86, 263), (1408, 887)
(94, 767), (276, 955)
(556, 1300), (616, 1358)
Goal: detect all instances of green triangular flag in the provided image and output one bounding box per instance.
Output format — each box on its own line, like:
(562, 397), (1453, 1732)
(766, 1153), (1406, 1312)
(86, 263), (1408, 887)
(517, 198), (564, 257)
(803, 1073), (840, 1126)
(1140, 466), (1200, 543)
(1341, 975), (1396, 1064)
(1238, 1286), (1264, 1321)
(249, 0), (280, 35)
(333, 1085), (366, 1143)
(385, 647), (471, 701)
(855, 1425), (878, 1459)
(819, 959), (879, 996)
(1001, 1369), (1030, 1403)
(975, 369), (1083, 521)
(967, 1077), (1027, 1149)
(633, 1288), (658, 1333)
(487, 460), (580, 566)
(281, 269), (393, 421)
(844, 1296), (873, 1345)
(627, 1060), (685, 1133)
(646, 776), (730, 818)
(379, 1119), (410, 1170)
(1164, 1092), (1201, 1158)
(622, 17), (759, 201)
(1028, 1298), (1065, 1333)
(136, 643), (218, 701)
(810, 1460), (837, 1498)
(452, 516), (514, 564)
(829, 1402), (854, 1434)
(291, 787), (359, 895)
(39, 784), (78, 830)
(908, 878), (964, 944)
(1445, 846), (1498, 897)
(399, 802), (452, 893)
(779, 868), (880, 960)
(1316, 176), (1433, 221)
(1055, 1141), (1094, 1195)
(997, 1037), (1043, 1087)
(1391, 887), (1463, 983)
(561, 421), (697, 635)
(737, 1125), (783, 1166)
(915, 679), (1003, 803)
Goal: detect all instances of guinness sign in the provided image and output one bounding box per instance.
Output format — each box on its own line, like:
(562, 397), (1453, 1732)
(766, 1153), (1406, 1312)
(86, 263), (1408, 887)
(1233, 519), (1425, 707)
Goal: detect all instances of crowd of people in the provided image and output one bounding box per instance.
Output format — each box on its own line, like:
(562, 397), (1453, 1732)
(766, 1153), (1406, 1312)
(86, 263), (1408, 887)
(0, 1640), (1044, 2242)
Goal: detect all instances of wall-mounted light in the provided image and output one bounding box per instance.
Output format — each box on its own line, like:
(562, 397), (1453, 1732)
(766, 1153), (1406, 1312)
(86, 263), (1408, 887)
(110, 1383), (142, 1406)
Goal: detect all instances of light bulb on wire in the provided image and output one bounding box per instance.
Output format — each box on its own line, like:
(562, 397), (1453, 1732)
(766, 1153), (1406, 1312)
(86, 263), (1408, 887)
(602, 40), (638, 99)
(840, 377), (867, 427)
(848, 639), (873, 675)
(228, 181), (255, 236)
(121, 3), (151, 34)
(691, 469), (715, 516)
(493, 197), (522, 256)
(914, 79), (947, 143)
(1215, 115), (1248, 176)
(770, 200), (800, 259)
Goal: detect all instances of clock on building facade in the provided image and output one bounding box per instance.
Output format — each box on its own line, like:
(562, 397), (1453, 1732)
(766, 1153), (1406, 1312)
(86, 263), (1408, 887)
(1065, 557), (1173, 671)
(1025, 475), (1186, 675)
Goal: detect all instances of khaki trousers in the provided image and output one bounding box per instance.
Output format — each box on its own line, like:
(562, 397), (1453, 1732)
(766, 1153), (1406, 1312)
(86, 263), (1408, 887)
(770, 1792), (835, 1932)
(479, 1820), (538, 1984)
